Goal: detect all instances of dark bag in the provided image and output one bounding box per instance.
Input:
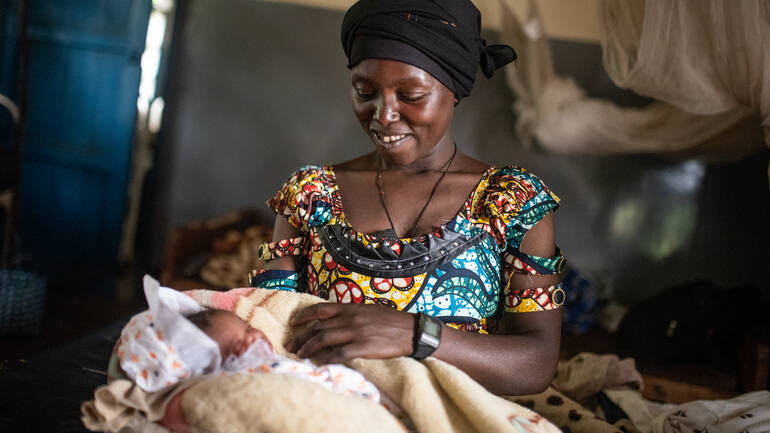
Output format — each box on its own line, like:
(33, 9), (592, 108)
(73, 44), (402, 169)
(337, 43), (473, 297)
(616, 280), (767, 369)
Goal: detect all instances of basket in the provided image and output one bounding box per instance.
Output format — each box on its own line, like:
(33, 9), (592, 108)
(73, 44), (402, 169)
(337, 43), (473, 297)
(0, 269), (47, 335)
(161, 208), (270, 291)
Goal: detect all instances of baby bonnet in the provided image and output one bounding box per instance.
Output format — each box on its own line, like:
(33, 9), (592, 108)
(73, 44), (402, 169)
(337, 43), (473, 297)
(118, 276), (221, 392)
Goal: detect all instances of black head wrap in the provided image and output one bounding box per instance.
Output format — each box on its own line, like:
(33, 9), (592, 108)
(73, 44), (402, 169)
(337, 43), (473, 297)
(341, 0), (517, 100)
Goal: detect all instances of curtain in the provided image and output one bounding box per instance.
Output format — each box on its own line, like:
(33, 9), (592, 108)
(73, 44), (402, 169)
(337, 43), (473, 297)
(501, 0), (768, 166)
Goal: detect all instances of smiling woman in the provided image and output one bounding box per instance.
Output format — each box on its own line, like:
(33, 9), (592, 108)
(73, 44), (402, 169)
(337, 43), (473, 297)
(252, 0), (565, 398)
(350, 59), (456, 167)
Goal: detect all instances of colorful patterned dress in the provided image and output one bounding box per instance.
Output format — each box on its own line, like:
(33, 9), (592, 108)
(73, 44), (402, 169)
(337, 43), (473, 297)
(253, 165), (565, 333)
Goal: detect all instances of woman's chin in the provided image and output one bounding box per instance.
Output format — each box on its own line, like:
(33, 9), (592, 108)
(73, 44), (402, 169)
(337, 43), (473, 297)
(376, 146), (415, 167)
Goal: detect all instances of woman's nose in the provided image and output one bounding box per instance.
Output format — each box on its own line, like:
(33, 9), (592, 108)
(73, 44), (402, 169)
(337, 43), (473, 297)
(373, 96), (399, 124)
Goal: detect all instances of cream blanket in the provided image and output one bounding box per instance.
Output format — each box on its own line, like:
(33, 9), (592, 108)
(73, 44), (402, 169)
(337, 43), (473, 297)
(83, 288), (561, 433)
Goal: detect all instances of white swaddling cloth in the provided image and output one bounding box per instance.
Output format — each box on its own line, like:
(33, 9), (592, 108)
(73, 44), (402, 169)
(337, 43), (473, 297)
(221, 340), (381, 402)
(118, 276), (222, 392)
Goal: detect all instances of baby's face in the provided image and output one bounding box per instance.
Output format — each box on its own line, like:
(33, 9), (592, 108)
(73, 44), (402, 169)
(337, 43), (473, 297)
(204, 310), (273, 359)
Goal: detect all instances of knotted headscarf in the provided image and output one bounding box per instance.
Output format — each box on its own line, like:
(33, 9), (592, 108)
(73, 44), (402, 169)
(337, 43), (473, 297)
(341, 0), (517, 100)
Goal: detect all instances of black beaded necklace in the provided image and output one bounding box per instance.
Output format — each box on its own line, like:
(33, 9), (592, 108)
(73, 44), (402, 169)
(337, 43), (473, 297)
(375, 143), (458, 240)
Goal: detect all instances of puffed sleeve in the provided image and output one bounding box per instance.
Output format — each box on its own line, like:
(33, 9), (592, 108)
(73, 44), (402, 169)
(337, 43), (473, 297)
(484, 167), (566, 313)
(494, 167), (560, 250)
(267, 165), (337, 233)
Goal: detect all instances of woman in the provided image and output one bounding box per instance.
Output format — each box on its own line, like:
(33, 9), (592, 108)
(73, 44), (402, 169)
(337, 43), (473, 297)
(252, 0), (565, 397)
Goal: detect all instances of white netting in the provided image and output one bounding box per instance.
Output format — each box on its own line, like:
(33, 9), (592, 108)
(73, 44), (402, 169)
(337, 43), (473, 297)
(502, 0), (768, 163)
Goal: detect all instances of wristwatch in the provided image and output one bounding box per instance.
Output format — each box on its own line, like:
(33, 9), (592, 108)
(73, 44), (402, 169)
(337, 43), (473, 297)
(411, 313), (442, 360)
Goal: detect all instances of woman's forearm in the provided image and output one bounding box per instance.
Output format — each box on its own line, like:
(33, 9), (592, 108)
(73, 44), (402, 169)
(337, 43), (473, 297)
(432, 315), (561, 395)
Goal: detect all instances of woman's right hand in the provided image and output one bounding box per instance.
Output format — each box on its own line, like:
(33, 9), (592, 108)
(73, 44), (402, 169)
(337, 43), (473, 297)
(286, 303), (415, 364)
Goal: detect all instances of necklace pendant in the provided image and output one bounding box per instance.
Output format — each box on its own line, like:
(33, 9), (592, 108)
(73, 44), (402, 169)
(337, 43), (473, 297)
(369, 228), (399, 242)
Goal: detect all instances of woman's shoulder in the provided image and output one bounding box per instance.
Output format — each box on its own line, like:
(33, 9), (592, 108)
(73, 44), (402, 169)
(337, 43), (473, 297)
(484, 166), (557, 199)
(280, 164), (334, 185)
(329, 153), (376, 172)
(488, 165), (546, 185)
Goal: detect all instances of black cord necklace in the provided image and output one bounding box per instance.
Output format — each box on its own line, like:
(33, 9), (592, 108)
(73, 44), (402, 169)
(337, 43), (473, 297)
(376, 143), (458, 239)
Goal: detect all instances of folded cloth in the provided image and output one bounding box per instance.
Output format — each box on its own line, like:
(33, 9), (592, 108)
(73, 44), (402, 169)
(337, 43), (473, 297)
(652, 390), (770, 433)
(222, 339), (381, 402)
(553, 352), (644, 406)
(508, 388), (642, 433)
(602, 389), (770, 433)
(81, 376), (205, 432)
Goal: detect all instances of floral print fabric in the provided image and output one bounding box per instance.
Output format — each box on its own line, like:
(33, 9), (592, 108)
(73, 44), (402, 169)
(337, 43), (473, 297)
(265, 165), (563, 333)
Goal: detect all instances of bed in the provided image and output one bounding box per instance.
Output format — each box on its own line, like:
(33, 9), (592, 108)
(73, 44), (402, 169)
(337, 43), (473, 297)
(0, 318), (126, 432)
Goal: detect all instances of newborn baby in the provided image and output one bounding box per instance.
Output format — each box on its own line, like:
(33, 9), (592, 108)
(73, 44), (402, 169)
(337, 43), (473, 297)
(185, 308), (380, 402)
(116, 276), (379, 403)
(185, 308), (273, 360)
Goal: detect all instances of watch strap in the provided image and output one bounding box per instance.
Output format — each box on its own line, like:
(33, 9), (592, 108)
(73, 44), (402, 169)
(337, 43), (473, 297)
(411, 313), (442, 360)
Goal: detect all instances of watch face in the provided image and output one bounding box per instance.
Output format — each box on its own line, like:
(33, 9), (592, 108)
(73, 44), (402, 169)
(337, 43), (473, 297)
(423, 318), (441, 336)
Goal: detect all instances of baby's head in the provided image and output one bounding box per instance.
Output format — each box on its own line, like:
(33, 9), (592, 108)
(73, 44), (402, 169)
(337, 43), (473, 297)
(186, 309), (273, 359)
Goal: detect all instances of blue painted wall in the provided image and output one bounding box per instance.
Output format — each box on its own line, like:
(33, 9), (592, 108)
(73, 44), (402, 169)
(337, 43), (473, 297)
(1, 0), (151, 293)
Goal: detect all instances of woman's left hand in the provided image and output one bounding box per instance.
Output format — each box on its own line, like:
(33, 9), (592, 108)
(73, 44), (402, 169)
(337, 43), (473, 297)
(286, 303), (415, 364)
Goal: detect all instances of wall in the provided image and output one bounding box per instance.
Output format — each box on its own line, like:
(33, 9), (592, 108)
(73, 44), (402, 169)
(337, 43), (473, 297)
(145, 0), (770, 304)
(253, 0), (603, 42)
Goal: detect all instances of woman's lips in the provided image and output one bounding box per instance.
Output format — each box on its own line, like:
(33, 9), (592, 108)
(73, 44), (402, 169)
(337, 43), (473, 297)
(372, 130), (409, 149)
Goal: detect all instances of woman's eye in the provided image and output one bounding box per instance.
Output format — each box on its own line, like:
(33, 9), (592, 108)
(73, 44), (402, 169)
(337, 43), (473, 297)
(354, 89), (374, 99)
(400, 93), (426, 103)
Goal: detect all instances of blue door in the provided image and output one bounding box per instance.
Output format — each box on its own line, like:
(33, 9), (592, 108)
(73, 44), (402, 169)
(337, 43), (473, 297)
(1, 0), (151, 293)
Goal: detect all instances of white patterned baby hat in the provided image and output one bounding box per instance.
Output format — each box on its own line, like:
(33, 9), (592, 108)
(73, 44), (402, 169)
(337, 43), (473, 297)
(118, 275), (222, 392)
